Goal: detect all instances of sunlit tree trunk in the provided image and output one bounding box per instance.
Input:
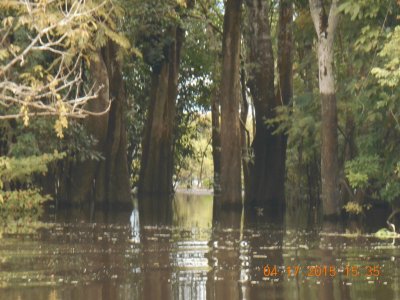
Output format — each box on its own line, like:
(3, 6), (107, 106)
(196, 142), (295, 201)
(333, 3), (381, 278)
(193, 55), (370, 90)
(240, 69), (251, 201)
(217, 0), (243, 208)
(309, 0), (341, 217)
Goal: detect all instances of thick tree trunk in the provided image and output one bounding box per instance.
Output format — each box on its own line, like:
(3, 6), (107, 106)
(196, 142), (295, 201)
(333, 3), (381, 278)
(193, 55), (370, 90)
(217, 0), (243, 208)
(101, 42), (131, 206)
(68, 50), (110, 206)
(309, 0), (341, 217)
(244, 0), (292, 215)
(278, 0), (293, 107)
(138, 27), (184, 198)
(65, 41), (131, 208)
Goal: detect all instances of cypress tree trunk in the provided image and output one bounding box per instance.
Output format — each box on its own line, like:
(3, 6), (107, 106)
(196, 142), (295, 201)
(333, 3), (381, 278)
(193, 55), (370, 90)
(138, 27), (184, 197)
(245, 0), (278, 211)
(217, 0), (243, 208)
(244, 0), (292, 215)
(66, 41), (131, 208)
(101, 42), (131, 206)
(309, 0), (341, 217)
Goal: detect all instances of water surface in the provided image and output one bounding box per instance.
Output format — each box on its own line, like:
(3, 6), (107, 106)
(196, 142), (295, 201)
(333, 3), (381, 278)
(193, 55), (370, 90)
(0, 194), (399, 300)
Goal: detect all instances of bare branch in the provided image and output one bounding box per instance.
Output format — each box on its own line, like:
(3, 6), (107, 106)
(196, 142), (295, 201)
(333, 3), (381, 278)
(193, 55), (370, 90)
(0, 0), (112, 123)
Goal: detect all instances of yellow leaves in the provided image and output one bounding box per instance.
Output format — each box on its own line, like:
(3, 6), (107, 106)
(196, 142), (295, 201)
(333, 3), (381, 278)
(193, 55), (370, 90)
(20, 105), (30, 127)
(54, 101), (68, 138)
(2, 16), (14, 28)
(0, 49), (9, 61)
(103, 26), (131, 49)
(176, 0), (187, 7)
(343, 201), (364, 215)
(54, 118), (67, 138)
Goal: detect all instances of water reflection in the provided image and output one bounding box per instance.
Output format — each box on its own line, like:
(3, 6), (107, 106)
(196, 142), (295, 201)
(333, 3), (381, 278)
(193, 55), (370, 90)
(0, 194), (399, 300)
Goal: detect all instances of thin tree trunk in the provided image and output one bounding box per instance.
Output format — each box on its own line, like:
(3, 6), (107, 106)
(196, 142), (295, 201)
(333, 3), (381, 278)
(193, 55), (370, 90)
(211, 90), (221, 195)
(309, 0), (341, 217)
(275, 0), (293, 211)
(240, 68), (251, 201)
(217, 0), (243, 208)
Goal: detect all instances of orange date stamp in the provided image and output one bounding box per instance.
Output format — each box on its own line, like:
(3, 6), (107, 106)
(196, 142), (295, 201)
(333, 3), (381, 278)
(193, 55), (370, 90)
(263, 265), (382, 278)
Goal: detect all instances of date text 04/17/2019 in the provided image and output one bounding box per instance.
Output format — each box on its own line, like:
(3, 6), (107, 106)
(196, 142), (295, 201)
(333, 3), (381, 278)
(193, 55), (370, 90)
(263, 265), (382, 278)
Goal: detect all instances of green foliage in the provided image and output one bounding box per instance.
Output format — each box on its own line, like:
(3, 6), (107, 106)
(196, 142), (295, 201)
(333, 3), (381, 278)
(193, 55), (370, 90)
(175, 114), (213, 189)
(0, 189), (50, 218)
(374, 228), (400, 239)
(345, 155), (380, 189)
(371, 26), (400, 88)
(124, 0), (221, 188)
(0, 152), (65, 215)
(129, 0), (186, 67)
(0, 151), (65, 185)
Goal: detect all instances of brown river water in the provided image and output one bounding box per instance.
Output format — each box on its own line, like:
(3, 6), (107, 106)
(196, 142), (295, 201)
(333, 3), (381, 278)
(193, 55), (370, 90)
(0, 194), (399, 300)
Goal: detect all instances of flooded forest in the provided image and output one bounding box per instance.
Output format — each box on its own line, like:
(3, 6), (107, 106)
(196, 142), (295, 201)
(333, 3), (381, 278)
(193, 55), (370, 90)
(1, 0), (400, 299)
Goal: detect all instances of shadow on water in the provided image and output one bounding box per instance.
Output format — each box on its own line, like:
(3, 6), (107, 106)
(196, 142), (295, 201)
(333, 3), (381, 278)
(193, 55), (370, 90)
(0, 193), (399, 299)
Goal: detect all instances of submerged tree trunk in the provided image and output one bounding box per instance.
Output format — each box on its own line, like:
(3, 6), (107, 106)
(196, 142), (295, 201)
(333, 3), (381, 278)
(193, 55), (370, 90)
(138, 27), (184, 198)
(101, 43), (132, 206)
(65, 41), (131, 208)
(309, 0), (341, 217)
(244, 0), (292, 215)
(217, 0), (243, 208)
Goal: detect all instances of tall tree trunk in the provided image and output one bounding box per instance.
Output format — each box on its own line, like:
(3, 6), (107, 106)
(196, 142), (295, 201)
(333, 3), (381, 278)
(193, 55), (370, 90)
(245, 0), (277, 211)
(275, 0), (293, 210)
(217, 0), (243, 208)
(240, 68), (251, 201)
(309, 0), (341, 217)
(138, 27), (184, 197)
(244, 0), (292, 215)
(68, 50), (109, 206)
(101, 42), (131, 206)
(211, 90), (221, 195)
(66, 41), (131, 208)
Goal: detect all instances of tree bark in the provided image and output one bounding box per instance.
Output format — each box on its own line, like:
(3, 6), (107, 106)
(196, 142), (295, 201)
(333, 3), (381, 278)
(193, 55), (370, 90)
(309, 0), (341, 217)
(211, 90), (221, 195)
(217, 0), (243, 208)
(275, 0), (293, 210)
(244, 0), (292, 215)
(138, 27), (184, 198)
(240, 68), (251, 201)
(65, 41), (131, 208)
(101, 42), (132, 207)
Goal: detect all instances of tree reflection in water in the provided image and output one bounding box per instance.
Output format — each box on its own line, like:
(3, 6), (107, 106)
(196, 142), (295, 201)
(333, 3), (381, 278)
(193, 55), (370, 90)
(0, 194), (399, 300)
